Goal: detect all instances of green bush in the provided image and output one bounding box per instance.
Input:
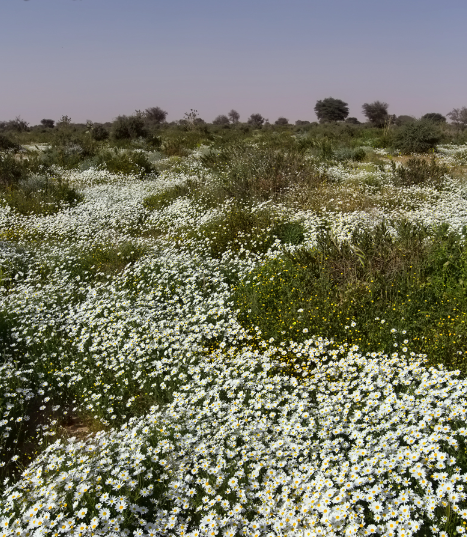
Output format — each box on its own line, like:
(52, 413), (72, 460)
(0, 153), (25, 186)
(271, 221), (305, 245)
(233, 222), (467, 373)
(111, 114), (147, 140)
(203, 142), (326, 202)
(1, 176), (83, 215)
(143, 183), (192, 211)
(395, 120), (442, 154)
(393, 157), (449, 187)
(95, 149), (155, 176)
(333, 146), (366, 162)
(90, 124), (109, 141)
(0, 134), (20, 151)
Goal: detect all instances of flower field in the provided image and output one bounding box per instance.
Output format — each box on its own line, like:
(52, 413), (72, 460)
(2, 133), (467, 536)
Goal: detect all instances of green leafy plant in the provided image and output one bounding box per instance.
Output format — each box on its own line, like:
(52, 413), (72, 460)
(395, 120), (442, 154)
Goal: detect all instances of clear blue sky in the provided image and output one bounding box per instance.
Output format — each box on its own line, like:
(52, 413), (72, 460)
(1, 0), (466, 125)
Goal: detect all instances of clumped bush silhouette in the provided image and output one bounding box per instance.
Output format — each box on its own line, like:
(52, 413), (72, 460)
(314, 98), (349, 123)
(145, 107), (167, 124)
(395, 120), (442, 154)
(393, 157), (449, 187)
(96, 149), (155, 176)
(228, 110), (240, 124)
(421, 113), (446, 124)
(0, 153), (25, 186)
(362, 101), (389, 127)
(395, 115), (415, 126)
(0, 135), (20, 152)
(213, 115), (230, 126)
(275, 117), (289, 126)
(111, 114), (147, 140)
(40, 119), (55, 129)
(345, 117), (360, 125)
(90, 124), (109, 141)
(0, 116), (29, 133)
(447, 107), (467, 130)
(247, 114), (265, 128)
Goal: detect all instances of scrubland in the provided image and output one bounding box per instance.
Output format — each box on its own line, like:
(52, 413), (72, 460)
(1, 121), (467, 536)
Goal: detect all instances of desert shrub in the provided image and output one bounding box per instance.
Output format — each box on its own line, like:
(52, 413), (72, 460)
(333, 146), (366, 162)
(233, 222), (467, 372)
(0, 153), (25, 186)
(143, 183), (193, 211)
(395, 120), (442, 154)
(271, 221), (305, 245)
(1, 176), (83, 215)
(190, 204), (279, 258)
(95, 149), (155, 176)
(0, 134), (20, 151)
(161, 136), (189, 157)
(90, 124), (109, 141)
(70, 242), (148, 278)
(111, 114), (147, 140)
(205, 142), (326, 201)
(393, 157), (449, 187)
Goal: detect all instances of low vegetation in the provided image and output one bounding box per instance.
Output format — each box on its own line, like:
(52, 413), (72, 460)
(1, 115), (467, 536)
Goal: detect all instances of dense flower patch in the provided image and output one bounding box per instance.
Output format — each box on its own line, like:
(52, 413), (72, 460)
(1, 148), (467, 536)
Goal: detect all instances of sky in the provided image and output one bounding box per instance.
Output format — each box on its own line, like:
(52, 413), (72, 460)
(1, 0), (466, 125)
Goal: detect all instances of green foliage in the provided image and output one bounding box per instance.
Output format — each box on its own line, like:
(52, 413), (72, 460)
(0, 134), (20, 151)
(111, 114), (147, 140)
(144, 106), (168, 124)
(421, 113), (446, 123)
(1, 176), (83, 215)
(314, 98), (349, 123)
(40, 119), (55, 129)
(395, 115), (416, 126)
(247, 114), (266, 128)
(95, 149), (155, 176)
(362, 101), (389, 127)
(393, 157), (449, 187)
(70, 242), (148, 278)
(271, 221), (305, 245)
(143, 183), (193, 211)
(395, 120), (442, 154)
(213, 115), (230, 126)
(203, 142), (326, 202)
(90, 124), (109, 141)
(333, 146), (366, 162)
(233, 222), (467, 373)
(0, 153), (25, 186)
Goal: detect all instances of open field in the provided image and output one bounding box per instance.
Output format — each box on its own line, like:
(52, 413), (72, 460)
(2, 125), (467, 536)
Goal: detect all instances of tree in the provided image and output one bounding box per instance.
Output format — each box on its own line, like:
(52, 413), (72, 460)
(362, 101), (389, 127)
(228, 109), (240, 124)
(111, 113), (147, 140)
(345, 117), (360, 125)
(247, 113), (265, 128)
(314, 98), (349, 123)
(40, 119), (55, 128)
(275, 117), (289, 126)
(2, 116), (30, 132)
(395, 115), (415, 126)
(421, 113), (446, 124)
(447, 107), (467, 130)
(395, 120), (441, 154)
(295, 120), (310, 126)
(145, 107), (167, 124)
(91, 124), (109, 141)
(56, 115), (72, 129)
(213, 115), (230, 126)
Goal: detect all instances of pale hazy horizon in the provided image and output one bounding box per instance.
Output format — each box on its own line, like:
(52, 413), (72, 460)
(2, 0), (466, 125)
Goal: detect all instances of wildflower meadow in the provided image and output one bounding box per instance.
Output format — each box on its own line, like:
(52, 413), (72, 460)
(2, 123), (467, 536)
